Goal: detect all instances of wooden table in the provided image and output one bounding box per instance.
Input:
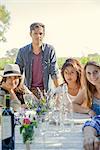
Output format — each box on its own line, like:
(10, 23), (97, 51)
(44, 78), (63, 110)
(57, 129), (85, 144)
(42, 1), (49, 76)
(0, 113), (90, 150)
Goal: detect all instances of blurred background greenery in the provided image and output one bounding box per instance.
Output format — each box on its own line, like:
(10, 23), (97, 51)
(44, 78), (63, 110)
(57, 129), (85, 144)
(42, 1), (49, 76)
(0, 48), (100, 70)
(0, 4), (100, 70)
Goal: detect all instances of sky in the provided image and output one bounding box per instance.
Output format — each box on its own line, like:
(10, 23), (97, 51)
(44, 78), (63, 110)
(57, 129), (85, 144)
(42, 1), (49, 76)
(0, 0), (100, 58)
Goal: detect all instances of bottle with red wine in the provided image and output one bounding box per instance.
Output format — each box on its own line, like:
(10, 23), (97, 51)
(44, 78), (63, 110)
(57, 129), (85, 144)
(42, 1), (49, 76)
(1, 94), (15, 150)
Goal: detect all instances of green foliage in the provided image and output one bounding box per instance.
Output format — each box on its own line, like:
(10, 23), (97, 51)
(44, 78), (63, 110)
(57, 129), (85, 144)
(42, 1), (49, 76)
(0, 57), (14, 70)
(20, 124), (34, 143)
(57, 57), (66, 69)
(5, 48), (18, 59)
(20, 120), (38, 144)
(79, 57), (90, 64)
(0, 47), (19, 70)
(57, 54), (100, 67)
(0, 53), (100, 70)
(0, 48), (18, 70)
(0, 5), (10, 42)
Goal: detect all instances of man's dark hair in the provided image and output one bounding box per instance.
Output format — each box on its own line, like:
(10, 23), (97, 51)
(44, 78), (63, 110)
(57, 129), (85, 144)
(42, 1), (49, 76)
(30, 22), (45, 33)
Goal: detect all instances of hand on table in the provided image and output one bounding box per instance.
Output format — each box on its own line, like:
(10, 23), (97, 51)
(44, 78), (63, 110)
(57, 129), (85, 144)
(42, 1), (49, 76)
(83, 126), (100, 150)
(83, 135), (100, 150)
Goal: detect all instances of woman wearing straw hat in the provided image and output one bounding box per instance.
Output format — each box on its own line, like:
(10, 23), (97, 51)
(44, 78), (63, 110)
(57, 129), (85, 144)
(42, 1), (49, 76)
(0, 64), (24, 111)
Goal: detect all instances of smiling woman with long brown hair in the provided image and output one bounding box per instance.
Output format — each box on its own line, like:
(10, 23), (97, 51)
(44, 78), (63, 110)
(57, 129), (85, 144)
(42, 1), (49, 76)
(73, 61), (100, 116)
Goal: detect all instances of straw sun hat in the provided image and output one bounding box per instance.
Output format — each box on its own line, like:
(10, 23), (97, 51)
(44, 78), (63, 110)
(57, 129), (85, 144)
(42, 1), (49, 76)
(2, 64), (21, 77)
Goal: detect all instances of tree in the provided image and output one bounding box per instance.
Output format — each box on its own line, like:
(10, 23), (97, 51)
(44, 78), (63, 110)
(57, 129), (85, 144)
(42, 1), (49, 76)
(5, 48), (18, 60)
(0, 5), (10, 42)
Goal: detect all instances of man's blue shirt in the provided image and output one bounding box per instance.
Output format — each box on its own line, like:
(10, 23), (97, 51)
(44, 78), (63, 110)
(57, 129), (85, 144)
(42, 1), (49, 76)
(15, 43), (58, 91)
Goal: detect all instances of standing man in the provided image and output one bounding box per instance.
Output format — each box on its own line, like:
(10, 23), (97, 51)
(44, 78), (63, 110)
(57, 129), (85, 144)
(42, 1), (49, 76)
(16, 22), (59, 99)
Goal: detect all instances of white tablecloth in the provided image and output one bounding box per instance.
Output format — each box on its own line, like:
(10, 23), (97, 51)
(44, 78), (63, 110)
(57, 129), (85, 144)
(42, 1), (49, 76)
(0, 113), (90, 150)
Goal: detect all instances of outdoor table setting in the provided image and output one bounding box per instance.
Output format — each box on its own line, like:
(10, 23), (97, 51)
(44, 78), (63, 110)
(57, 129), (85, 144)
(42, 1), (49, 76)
(0, 85), (91, 150)
(14, 113), (90, 150)
(0, 112), (90, 150)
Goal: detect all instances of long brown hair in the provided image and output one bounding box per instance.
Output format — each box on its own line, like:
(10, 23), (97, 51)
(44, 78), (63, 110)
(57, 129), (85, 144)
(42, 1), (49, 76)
(61, 58), (83, 88)
(84, 61), (100, 108)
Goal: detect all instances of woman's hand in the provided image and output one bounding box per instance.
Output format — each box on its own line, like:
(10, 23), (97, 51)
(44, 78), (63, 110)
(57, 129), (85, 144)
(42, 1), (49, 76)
(84, 135), (100, 150)
(88, 109), (96, 117)
(21, 104), (28, 109)
(1, 81), (12, 92)
(83, 126), (100, 150)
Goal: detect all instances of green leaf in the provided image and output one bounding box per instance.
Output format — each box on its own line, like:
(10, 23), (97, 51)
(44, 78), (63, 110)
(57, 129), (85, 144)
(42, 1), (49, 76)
(20, 126), (24, 134)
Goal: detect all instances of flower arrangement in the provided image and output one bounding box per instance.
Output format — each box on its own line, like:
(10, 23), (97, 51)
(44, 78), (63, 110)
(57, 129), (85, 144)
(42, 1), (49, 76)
(20, 111), (38, 144)
(36, 98), (48, 116)
(17, 89), (52, 147)
(23, 91), (49, 117)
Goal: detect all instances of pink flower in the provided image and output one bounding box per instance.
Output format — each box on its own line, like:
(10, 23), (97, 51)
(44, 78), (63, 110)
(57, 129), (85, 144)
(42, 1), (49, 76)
(23, 117), (31, 124)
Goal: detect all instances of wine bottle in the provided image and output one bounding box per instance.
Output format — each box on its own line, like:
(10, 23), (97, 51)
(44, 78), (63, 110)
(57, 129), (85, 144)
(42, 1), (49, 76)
(1, 94), (15, 150)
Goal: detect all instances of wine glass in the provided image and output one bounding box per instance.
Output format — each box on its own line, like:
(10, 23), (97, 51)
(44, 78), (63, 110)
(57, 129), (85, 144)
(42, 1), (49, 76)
(37, 114), (48, 148)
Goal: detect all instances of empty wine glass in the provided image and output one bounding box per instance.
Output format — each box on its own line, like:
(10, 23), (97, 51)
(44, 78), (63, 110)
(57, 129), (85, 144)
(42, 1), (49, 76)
(37, 114), (48, 148)
(61, 84), (74, 132)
